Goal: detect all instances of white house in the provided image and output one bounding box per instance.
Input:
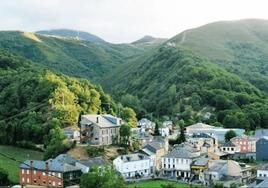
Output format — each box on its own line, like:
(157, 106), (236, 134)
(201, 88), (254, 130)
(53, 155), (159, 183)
(159, 126), (170, 137)
(219, 142), (239, 154)
(137, 118), (155, 133)
(257, 164), (268, 178)
(63, 126), (80, 142)
(161, 144), (200, 179)
(113, 153), (151, 178)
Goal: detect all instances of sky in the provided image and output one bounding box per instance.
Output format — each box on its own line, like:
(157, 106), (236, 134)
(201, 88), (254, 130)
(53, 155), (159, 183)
(1, 0), (268, 43)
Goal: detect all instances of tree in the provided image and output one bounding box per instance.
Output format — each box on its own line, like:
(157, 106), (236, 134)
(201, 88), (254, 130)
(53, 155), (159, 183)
(225, 130), (237, 141)
(121, 107), (137, 127)
(176, 125), (186, 144)
(119, 124), (131, 146)
(154, 122), (160, 136)
(0, 168), (9, 186)
(80, 166), (126, 188)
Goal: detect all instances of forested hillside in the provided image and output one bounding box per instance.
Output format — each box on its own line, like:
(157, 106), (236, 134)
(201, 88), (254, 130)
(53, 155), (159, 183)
(170, 19), (268, 92)
(105, 46), (268, 130)
(0, 50), (136, 147)
(0, 31), (148, 81)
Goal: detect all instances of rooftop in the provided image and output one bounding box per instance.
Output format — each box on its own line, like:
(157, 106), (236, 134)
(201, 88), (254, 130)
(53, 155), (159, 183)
(82, 114), (122, 128)
(165, 146), (199, 159)
(77, 157), (106, 168)
(119, 153), (149, 162)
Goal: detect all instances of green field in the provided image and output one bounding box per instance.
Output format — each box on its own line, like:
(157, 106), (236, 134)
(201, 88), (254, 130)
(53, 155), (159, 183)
(0, 145), (43, 183)
(127, 179), (198, 188)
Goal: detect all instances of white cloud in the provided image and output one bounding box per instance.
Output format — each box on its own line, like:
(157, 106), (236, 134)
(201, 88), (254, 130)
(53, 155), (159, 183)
(0, 0), (268, 43)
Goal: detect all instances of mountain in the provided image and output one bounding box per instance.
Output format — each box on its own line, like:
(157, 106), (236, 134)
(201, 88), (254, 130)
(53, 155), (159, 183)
(36, 29), (106, 43)
(132, 35), (167, 44)
(169, 19), (268, 92)
(104, 25), (268, 130)
(0, 49), (136, 146)
(0, 31), (147, 82)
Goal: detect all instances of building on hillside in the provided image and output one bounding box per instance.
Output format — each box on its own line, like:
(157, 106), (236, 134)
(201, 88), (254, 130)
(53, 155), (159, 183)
(187, 133), (218, 155)
(141, 140), (167, 171)
(185, 123), (245, 142)
(256, 137), (268, 161)
(136, 133), (154, 147)
(191, 157), (209, 183)
(219, 142), (239, 154)
(113, 153), (151, 179)
(257, 164), (268, 178)
(230, 135), (256, 153)
(161, 144), (200, 180)
(159, 126), (170, 137)
(137, 118), (155, 133)
(75, 157), (106, 173)
(204, 160), (252, 185)
(19, 154), (82, 187)
(80, 114), (122, 145)
(63, 126), (80, 142)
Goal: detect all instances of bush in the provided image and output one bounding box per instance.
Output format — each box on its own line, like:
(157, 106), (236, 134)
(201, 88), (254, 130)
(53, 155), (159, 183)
(86, 145), (104, 157)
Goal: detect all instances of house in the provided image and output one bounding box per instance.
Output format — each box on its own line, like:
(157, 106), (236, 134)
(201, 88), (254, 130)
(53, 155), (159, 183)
(137, 118), (155, 133)
(141, 140), (167, 171)
(63, 126), (80, 142)
(191, 157), (209, 183)
(185, 123), (245, 142)
(80, 114), (122, 145)
(136, 133), (154, 147)
(219, 142), (239, 154)
(75, 157), (106, 173)
(256, 137), (268, 161)
(159, 126), (170, 137)
(257, 163), (268, 178)
(204, 160), (252, 185)
(231, 135), (256, 152)
(187, 133), (218, 155)
(20, 154), (82, 187)
(161, 144), (200, 180)
(113, 153), (151, 179)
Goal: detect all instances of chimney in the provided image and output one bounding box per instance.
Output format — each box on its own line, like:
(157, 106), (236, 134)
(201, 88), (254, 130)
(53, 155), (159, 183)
(45, 161), (49, 173)
(30, 160), (33, 169)
(96, 116), (99, 123)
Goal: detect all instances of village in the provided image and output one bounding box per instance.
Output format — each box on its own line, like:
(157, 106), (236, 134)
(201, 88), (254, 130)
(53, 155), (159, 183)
(18, 114), (268, 188)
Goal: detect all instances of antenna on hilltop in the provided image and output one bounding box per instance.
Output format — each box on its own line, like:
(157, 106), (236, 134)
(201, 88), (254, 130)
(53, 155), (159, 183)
(76, 30), (80, 40)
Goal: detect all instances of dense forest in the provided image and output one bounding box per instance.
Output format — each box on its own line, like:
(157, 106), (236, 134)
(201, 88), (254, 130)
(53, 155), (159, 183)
(0, 50), (136, 157)
(105, 46), (268, 130)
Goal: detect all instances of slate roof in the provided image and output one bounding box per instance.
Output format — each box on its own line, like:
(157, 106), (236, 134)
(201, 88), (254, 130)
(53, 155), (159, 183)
(20, 154), (81, 172)
(82, 114), (121, 128)
(220, 142), (236, 147)
(164, 147), (198, 159)
(77, 157), (106, 168)
(119, 153), (149, 162)
(193, 157), (209, 166)
(20, 159), (81, 172)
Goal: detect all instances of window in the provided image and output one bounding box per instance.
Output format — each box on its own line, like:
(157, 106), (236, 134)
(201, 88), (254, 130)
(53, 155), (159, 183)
(22, 169), (24, 174)
(52, 181), (56, 186)
(43, 180), (46, 184)
(58, 173), (61, 178)
(231, 148), (234, 151)
(58, 182), (62, 186)
(42, 172), (46, 176)
(52, 172), (55, 176)
(27, 178), (30, 183)
(34, 179), (37, 183)
(27, 170), (29, 174)
(265, 174), (267, 177)
(33, 170), (36, 175)
(22, 177), (25, 182)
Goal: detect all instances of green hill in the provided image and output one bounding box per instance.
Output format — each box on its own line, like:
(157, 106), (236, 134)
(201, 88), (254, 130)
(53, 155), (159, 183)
(0, 49), (136, 146)
(0, 31), (147, 82)
(170, 19), (268, 92)
(104, 45), (268, 130)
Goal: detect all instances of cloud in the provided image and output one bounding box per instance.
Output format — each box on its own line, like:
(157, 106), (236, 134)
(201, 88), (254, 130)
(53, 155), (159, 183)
(0, 0), (268, 43)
